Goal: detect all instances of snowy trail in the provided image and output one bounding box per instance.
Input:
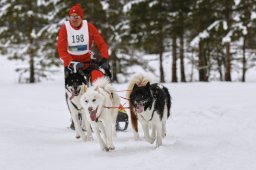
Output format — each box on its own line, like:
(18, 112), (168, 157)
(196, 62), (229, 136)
(1, 78), (256, 170)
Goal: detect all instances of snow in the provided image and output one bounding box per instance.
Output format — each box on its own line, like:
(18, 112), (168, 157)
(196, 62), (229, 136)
(123, 0), (146, 13)
(251, 11), (256, 20)
(234, 0), (241, 6)
(190, 30), (209, 47)
(190, 21), (220, 47)
(1, 57), (256, 170)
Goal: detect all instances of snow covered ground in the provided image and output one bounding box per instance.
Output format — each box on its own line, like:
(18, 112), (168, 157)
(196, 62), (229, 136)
(1, 58), (256, 170)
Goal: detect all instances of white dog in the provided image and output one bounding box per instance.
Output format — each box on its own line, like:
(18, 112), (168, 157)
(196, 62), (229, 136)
(80, 77), (120, 151)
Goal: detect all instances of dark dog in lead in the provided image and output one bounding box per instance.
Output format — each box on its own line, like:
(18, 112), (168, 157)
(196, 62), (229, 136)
(127, 74), (171, 148)
(65, 71), (93, 141)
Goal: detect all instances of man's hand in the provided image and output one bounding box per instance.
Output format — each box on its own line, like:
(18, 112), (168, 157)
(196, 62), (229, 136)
(99, 58), (110, 70)
(68, 61), (84, 73)
(99, 58), (112, 79)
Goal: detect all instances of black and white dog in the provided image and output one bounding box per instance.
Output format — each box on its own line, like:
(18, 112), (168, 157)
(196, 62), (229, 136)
(65, 71), (93, 141)
(127, 74), (171, 148)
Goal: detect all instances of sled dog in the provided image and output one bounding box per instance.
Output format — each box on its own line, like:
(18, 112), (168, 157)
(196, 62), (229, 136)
(80, 77), (120, 151)
(65, 72), (93, 141)
(127, 74), (171, 148)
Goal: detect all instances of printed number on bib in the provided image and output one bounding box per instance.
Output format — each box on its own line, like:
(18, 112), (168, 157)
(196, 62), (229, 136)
(72, 35), (84, 43)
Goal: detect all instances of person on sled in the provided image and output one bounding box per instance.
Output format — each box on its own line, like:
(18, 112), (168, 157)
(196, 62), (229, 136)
(57, 4), (128, 131)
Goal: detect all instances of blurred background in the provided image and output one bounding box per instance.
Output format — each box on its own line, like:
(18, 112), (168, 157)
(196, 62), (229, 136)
(0, 0), (255, 83)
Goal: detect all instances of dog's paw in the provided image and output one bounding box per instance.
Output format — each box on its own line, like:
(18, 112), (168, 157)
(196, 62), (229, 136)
(155, 143), (162, 149)
(107, 145), (115, 150)
(109, 146), (115, 150)
(144, 136), (155, 144)
(149, 137), (156, 144)
(103, 147), (110, 152)
(155, 140), (162, 148)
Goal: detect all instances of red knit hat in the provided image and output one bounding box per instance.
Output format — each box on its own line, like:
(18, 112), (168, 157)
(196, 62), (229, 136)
(69, 4), (84, 19)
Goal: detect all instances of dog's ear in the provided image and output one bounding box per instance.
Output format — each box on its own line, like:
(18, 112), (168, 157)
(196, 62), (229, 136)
(133, 83), (138, 89)
(145, 82), (150, 88)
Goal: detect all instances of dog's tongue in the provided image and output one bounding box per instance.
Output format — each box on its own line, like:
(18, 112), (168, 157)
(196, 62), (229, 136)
(136, 104), (144, 113)
(90, 109), (97, 121)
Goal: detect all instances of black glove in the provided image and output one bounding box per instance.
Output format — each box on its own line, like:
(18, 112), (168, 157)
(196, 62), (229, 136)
(68, 61), (84, 73)
(99, 58), (112, 79)
(99, 58), (110, 70)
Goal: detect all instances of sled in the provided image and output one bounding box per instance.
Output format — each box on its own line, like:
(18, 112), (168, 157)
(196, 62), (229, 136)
(67, 59), (129, 132)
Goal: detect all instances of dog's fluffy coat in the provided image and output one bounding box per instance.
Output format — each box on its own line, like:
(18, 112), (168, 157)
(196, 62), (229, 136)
(80, 77), (120, 151)
(127, 74), (171, 148)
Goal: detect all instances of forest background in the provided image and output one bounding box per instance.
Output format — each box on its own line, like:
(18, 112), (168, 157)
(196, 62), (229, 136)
(0, 0), (256, 83)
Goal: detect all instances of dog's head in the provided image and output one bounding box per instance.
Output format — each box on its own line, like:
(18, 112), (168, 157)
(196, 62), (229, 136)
(80, 87), (105, 122)
(130, 82), (153, 113)
(65, 73), (85, 96)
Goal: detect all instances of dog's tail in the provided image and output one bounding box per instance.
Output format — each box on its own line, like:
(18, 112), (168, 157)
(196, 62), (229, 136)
(93, 76), (120, 105)
(163, 86), (172, 118)
(126, 74), (151, 136)
(93, 77), (110, 88)
(93, 77), (114, 92)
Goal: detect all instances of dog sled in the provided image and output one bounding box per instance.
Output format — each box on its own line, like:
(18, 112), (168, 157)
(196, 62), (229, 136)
(66, 59), (129, 132)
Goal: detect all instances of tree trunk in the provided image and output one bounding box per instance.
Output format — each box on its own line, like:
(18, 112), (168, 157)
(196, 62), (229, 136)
(242, 36), (246, 82)
(111, 52), (118, 83)
(159, 51), (165, 83)
(198, 41), (208, 81)
(224, 1), (232, 82)
(224, 43), (232, 81)
(29, 54), (35, 83)
(28, 2), (35, 83)
(217, 55), (224, 81)
(172, 35), (177, 82)
(179, 33), (186, 82)
(159, 27), (165, 83)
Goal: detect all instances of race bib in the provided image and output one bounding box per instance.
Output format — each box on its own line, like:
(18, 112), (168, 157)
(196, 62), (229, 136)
(65, 20), (89, 55)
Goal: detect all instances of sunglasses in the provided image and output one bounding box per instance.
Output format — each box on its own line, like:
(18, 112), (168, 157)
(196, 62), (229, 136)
(69, 15), (81, 20)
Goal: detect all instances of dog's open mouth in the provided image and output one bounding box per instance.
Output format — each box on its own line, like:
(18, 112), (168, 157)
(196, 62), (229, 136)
(135, 104), (144, 113)
(69, 88), (81, 100)
(72, 88), (81, 96)
(89, 106), (98, 121)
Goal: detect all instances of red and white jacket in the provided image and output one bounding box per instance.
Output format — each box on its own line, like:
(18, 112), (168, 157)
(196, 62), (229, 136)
(57, 20), (109, 67)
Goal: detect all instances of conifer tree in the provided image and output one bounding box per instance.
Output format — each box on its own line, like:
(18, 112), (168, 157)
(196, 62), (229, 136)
(129, 0), (171, 82)
(0, 0), (59, 83)
(103, 0), (130, 82)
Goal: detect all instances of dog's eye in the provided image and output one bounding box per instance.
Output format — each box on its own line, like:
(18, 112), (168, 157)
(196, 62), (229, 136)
(92, 99), (96, 102)
(85, 100), (88, 103)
